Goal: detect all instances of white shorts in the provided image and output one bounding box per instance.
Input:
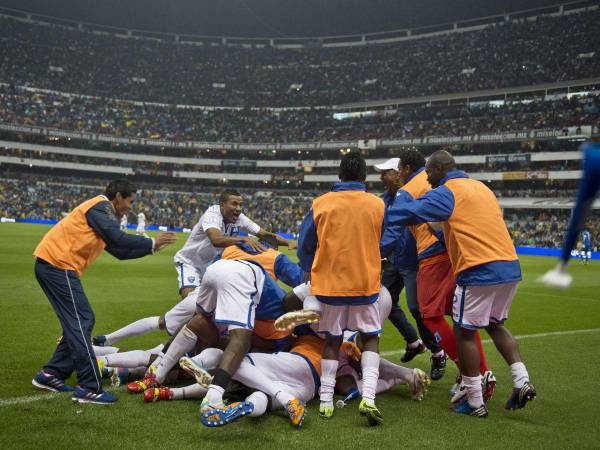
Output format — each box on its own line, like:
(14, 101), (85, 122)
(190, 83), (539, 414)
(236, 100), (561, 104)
(244, 352), (316, 403)
(174, 261), (202, 291)
(315, 300), (382, 337)
(452, 282), (519, 329)
(196, 259), (265, 331)
(163, 294), (197, 335)
(136, 224), (146, 234)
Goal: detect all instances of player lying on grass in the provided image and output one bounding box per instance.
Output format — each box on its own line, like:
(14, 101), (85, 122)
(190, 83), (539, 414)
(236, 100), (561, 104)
(93, 236), (302, 347)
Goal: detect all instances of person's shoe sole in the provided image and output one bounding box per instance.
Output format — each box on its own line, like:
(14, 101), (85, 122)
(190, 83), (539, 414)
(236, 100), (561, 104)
(72, 397), (115, 405)
(179, 356), (213, 387)
(32, 379), (60, 393)
(411, 368), (431, 401)
(274, 310), (321, 331)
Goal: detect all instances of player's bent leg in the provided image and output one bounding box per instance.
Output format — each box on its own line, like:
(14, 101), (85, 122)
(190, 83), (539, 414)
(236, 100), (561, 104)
(94, 316), (161, 347)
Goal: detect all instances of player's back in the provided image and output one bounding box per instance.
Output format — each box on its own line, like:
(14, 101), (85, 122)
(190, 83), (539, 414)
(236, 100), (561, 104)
(310, 190), (384, 298)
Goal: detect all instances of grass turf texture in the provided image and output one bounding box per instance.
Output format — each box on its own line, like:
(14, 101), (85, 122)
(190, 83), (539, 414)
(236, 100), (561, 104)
(1, 223), (599, 449)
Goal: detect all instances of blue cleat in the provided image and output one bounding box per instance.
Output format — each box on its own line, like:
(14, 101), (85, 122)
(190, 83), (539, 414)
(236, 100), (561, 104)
(32, 371), (74, 393)
(72, 386), (117, 405)
(93, 335), (107, 346)
(452, 399), (488, 418)
(200, 401), (254, 427)
(505, 382), (536, 410)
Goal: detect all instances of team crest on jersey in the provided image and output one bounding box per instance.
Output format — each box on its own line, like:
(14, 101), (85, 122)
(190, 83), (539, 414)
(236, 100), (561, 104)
(187, 276), (196, 283)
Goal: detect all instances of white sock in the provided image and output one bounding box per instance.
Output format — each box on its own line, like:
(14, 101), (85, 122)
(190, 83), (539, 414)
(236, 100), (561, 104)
(104, 316), (160, 345)
(463, 374), (484, 408)
(510, 362), (530, 389)
(274, 389), (294, 407)
(378, 357), (413, 383)
(192, 348), (224, 370)
(105, 350), (153, 368)
(247, 391), (269, 417)
(232, 358), (293, 405)
(319, 358), (339, 407)
(205, 385), (225, 404)
(147, 343), (165, 355)
(155, 326), (197, 383)
(407, 339), (422, 349)
(92, 345), (119, 356)
(361, 351), (380, 405)
(171, 384), (207, 400)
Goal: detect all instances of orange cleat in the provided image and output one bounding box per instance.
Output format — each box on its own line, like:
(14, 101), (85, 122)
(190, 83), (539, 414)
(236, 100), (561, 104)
(144, 386), (173, 403)
(127, 373), (158, 394)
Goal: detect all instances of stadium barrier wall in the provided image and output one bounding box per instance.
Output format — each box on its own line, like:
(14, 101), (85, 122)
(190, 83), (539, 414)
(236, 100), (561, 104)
(6, 219), (598, 259)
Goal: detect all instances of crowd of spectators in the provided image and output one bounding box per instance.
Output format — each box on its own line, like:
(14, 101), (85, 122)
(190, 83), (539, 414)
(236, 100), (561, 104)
(1, 177), (598, 249)
(1, 10), (599, 107)
(1, 84), (598, 143)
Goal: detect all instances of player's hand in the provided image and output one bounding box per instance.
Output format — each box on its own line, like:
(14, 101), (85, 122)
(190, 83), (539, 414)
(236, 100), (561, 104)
(243, 237), (267, 252)
(154, 232), (177, 251)
(287, 240), (298, 250)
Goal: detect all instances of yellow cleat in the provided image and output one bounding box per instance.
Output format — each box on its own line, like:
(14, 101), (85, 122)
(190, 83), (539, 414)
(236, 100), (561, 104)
(358, 399), (383, 426)
(179, 356), (213, 387)
(285, 398), (306, 428)
(319, 403), (334, 419)
(410, 368), (431, 401)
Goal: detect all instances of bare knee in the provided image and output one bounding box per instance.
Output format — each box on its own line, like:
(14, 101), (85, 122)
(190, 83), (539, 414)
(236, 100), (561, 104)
(158, 315), (166, 330)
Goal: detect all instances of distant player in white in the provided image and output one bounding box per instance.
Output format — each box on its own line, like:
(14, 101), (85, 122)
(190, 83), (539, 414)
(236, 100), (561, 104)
(93, 189), (295, 348)
(136, 212), (149, 237)
(174, 189), (295, 299)
(120, 213), (128, 231)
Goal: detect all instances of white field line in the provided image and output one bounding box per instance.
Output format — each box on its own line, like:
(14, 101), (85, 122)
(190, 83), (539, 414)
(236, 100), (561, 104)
(380, 327), (600, 357)
(2, 327), (600, 407)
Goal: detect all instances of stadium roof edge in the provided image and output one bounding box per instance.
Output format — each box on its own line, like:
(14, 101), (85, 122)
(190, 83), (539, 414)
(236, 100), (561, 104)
(0, 0), (597, 47)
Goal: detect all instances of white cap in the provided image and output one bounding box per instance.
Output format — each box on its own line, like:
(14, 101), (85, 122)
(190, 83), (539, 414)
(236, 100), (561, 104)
(374, 157), (400, 172)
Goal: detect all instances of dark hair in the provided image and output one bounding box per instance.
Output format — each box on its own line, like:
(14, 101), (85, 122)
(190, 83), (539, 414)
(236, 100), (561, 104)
(398, 149), (426, 172)
(339, 152), (367, 182)
(219, 189), (242, 204)
(104, 179), (136, 200)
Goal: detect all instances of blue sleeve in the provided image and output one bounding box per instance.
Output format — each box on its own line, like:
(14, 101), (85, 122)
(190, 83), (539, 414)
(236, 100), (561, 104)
(274, 254), (304, 288)
(86, 202), (153, 260)
(297, 208), (318, 272)
(380, 190), (412, 258)
(386, 186), (455, 227)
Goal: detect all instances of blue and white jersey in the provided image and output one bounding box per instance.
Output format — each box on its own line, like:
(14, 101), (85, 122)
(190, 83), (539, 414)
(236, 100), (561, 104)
(582, 231), (591, 250)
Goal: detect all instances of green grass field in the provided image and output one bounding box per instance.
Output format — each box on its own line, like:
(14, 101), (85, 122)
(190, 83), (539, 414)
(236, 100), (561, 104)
(1, 223), (599, 449)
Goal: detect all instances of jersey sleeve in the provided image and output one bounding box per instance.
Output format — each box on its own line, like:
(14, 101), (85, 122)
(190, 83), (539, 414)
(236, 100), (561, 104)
(239, 213), (261, 235)
(274, 254), (304, 287)
(200, 208), (223, 232)
(297, 208), (318, 272)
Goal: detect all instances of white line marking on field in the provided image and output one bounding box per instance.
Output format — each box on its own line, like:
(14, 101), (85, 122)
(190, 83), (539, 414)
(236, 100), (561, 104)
(522, 291), (599, 302)
(380, 327), (600, 357)
(2, 328), (600, 407)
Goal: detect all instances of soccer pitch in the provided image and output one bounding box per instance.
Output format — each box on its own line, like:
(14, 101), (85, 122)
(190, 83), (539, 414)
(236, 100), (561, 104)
(1, 223), (599, 449)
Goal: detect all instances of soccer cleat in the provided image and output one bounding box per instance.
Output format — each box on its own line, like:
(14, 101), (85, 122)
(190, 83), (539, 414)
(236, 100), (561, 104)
(110, 368), (132, 387)
(449, 374), (462, 397)
(179, 356), (213, 387)
(505, 382), (536, 410)
(144, 387), (173, 403)
(340, 341), (362, 362)
(430, 353), (447, 380)
(200, 397), (225, 414)
(285, 399), (306, 428)
(450, 382), (467, 405)
(358, 399), (383, 426)
(200, 401), (253, 427)
(409, 368), (431, 401)
(482, 371), (497, 403)
(72, 386), (117, 405)
(32, 371), (74, 393)
(274, 309), (321, 331)
(92, 335), (107, 346)
(400, 342), (427, 363)
(96, 357), (113, 379)
(452, 398), (488, 418)
(127, 373), (158, 394)
(319, 403), (334, 419)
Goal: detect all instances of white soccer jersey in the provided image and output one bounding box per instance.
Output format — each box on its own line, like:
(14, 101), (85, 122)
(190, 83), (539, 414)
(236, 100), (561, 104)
(174, 205), (260, 275)
(137, 212), (146, 227)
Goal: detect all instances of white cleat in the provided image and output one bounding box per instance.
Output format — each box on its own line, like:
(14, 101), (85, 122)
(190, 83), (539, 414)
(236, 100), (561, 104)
(538, 266), (573, 289)
(179, 356), (213, 387)
(274, 310), (321, 331)
(410, 368), (431, 401)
